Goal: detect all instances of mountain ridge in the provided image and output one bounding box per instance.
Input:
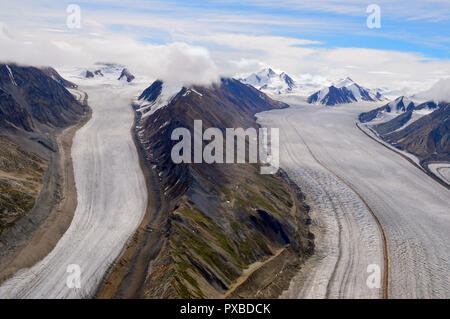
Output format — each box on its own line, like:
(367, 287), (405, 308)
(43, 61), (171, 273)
(98, 77), (314, 298)
(307, 77), (385, 106)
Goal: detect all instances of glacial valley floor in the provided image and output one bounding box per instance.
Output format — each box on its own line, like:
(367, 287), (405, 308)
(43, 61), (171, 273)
(258, 102), (449, 299)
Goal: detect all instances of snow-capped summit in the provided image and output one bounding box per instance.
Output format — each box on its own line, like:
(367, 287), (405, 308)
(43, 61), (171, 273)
(335, 77), (385, 101)
(135, 80), (182, 118)
(307, 77), (385, 106)
(335, 76), (355, 88)
(259, 67), (277, 78)
(279, 72), (296, 90)
(386, 96), (415, 113)
(358, 95), (441, 124)
(238, 67), (333, 98)
(239, 67), (297, 95)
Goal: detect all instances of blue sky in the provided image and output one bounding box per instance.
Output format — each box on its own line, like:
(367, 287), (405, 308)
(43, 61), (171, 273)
(1, 0), (449, 91)
(70, 0), (450, 58)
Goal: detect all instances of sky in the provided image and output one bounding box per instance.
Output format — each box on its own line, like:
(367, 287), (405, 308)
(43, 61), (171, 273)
(0, 0), (449, 94)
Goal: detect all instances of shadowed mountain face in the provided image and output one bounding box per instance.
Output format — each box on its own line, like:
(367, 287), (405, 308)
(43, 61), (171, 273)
(40, 67), (78, 89)
(0, 89), (34, 132)
(370, 101), (439, 135)
(0, 136), (47, 235)
(359, 104), (388, 123)
(117, 68), (135, 82)
(381, 103), (450, 163)
(0, 64), (85, 132)
(138, 79), (162, 101)
(374, 110), (413, 136)
(307, 77), (384, 106)
(359, 96), (417, 123)
(132, 78), (313, 298)
(307, 85), (357, 105)
(136, 78), (289, 202)
(360, 97), (449, 163)
(0, 64), (88, 266)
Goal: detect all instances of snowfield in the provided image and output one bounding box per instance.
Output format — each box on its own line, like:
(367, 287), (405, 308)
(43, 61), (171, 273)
(135, 81), (182, 119)
(0, 83), (147, 298)
(258, 102), (450, 299)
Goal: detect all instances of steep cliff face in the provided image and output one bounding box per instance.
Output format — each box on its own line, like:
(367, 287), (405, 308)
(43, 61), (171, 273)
(0, 64), (85, 132)
(307, 77), (384, 106)
(382, 103), (449, 163)
(0, 137), (47, 235)
(359, 96), (419, 123)
(135, 79), (288, 202)
(0, 89), (34, 132)
(40, 67), (78, 89)
(132, 79), (313, 298)
(0, 63), (88, 271)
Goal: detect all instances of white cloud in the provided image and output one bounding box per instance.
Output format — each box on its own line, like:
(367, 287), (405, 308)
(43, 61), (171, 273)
(193, 33), (321, 50)
(414, 77), (450, 102)
(0, 23), (220, 86)
(202, 34), (450, 94)
(0, 1), (449, 95)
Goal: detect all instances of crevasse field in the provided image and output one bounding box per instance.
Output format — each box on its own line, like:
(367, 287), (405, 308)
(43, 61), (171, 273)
(258, 102), (450, 299)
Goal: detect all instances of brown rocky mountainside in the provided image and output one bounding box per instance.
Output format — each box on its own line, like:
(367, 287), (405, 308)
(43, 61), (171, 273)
(0, 63), (88, 275)
(359, 96), (417, 123)
(368, 100), (437, 135)
(40, 67), (78, 89)
(380, 102), (449, 163)
(0, 137), (47, 234)
(98, 78), (314, 299)
(0, 64), (85, 132)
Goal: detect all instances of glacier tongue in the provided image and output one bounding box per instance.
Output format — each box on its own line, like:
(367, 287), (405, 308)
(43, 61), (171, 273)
(0, 73), (148, 298)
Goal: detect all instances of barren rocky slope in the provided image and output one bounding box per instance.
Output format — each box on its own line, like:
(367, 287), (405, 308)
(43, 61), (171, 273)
(98, 78), (314, 298)
(379, 103), (449, 163)
(0, 63), (88, 279)
(0, 137), (46, 234)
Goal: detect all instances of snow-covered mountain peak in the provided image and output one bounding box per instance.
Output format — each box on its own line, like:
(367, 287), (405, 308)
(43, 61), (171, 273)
(387, 96), (414, 112)
(280, 72), (296, 89)
(241, 67), (278, 88)
(136, 80), (182, 118)
(239, 67), (297, 95)
(335, 77), (355, 88)
(307, 77), (385, 106)
(262, 67), (277, 78)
